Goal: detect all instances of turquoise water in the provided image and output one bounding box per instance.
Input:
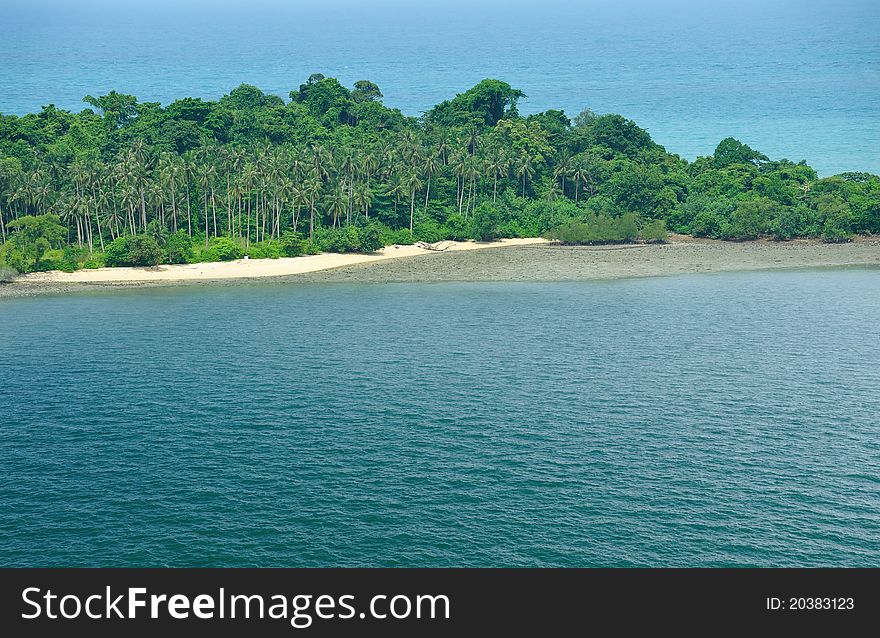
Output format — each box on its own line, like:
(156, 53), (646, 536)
(1, 0), (878, 176)
(1, 269), (879, 567)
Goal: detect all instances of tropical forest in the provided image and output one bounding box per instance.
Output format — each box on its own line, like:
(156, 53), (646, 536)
(1, 75), (878, 276)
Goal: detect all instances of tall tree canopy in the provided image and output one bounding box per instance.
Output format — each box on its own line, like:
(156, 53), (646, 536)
(0, 75), (877, 274)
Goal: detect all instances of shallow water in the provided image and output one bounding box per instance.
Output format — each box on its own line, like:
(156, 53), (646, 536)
(1, 268), (879, 566)
(1, 0), (878, 175)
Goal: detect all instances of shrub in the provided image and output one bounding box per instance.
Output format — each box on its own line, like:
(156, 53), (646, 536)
(209, 236), (243, 261)
(720, 197), (776, 240)
(0, 243), (34, 273)
(313, 226), (386, 253)
(104, 234), (164, 267)
(546, 212), (641, 245)
(442, 213), (471, 240)
(61, 245), (89, 271)
(499, 219), (529, 238)
(413, 218), (445, 243)
(378, 225), (416, 246)
(471, 202), (502, 241)
(616, 212), (640, 241)
(279, 230), (306, 257)
(692, 210), (723, 238)
(640, 219), (668, 243)
(0, 240), (31, 272)
(262, 242), (283, 259)
(103, 238), (126, 266)
(0, 265), (18, 282)
(83, 256), (105, 269)
(768, 204), (821, 240)
(36, 249), (66, 271)
(358, 226), (384, 252)
(818, 194), (854, 243)
(823, 214), (853, 243)
(166, 231), (194, 264)
(316, 226), (361, 253)
(243, 244), (266, 259)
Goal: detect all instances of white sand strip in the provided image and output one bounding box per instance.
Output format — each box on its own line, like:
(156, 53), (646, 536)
(19, 238), (548, 283)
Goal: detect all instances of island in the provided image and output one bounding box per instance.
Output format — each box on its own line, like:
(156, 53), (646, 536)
(1, 76), (878, 291)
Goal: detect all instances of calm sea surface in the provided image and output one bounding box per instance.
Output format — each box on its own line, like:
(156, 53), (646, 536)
(0, 0), (878, 176)
(2, 269), (879, 566)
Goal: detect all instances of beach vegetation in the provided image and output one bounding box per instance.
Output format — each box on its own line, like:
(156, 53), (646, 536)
(165, 230), (194, 264)
(0, 76), (878, 272)
(546, 213), (641, 245)
(0, 264), (17, 281)
(471, 202), (502, 241)
(104, 234), (163, 267)
(207, 236), (244, 261)
(640, 219), (668, 243)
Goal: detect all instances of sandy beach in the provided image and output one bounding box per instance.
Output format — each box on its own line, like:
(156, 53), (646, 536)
(16, 237), (548, 284)
(2, 235), (878, 297)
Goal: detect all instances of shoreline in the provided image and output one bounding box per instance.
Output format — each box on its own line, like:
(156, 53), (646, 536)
(2, 235), (878, 298)
(15, 237), (548, 284)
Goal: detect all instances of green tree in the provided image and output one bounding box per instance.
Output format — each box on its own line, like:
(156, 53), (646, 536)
(352, 80), (383, 103)
(713, 137), (769, 168)
(104, 234), (163, 266)
(818, 194), (854, 243)
(471, 201), (501, 241)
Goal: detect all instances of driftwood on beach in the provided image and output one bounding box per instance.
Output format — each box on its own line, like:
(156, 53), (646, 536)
(416, 241), (453, 252)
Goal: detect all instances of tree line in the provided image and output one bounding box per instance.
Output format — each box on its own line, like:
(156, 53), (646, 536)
(0, 74), (878, 274)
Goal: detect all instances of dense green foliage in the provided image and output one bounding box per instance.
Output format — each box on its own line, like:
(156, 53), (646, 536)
(546, 214), (668, 245)
(104, 234), (163, 266)
(1, 76), (878, 275)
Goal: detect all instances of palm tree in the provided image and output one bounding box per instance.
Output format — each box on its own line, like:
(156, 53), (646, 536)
(310, 144), (331, 184)
(219, 146), (234, 235)
(182, 152), (196, 237)
(304, 177), (322, 242)
(449, 150), (468, 214)
(386, 173), (405, 222)
(464, 155), (480, 218)
(422, 150), (439, 215)
(276, 176), (294, 236)
(402, 169), (423, 234)
(59, 196), (79, 246)
(70, 161), (94, 250)
(265, 153), (283, 239)
(93, 181), (111, 247)
(466, 127), (480, 156)
(290, 183), (308, 231)
(515, 154), (534, 197)
(325, 186), (347, 228)
(339, 151), (357, 225)
(553, 153), (573, 198)
(578, 152), (602, 199)
(360, 151), (378, 192)
(545, 182), (562, 202)
(128, 140), (150, 229)
(486, 148), (509, 203)
(0, 159), (22, 242)
(199, 163), (216, 248)
(571, 157), (586, 203)
(158, 153), (181, 233)
(352, 182), (373, 221)
(435, 133), (451, 165)
(105, 203), (122, 240)
(116, 166), (138, 235)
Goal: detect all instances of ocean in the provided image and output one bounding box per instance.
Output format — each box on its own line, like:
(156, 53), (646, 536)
(2, 269), (879, 566)
(0, 0), (878, 176)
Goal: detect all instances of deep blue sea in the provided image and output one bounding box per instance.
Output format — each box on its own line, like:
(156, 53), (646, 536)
(2, 269), (879, 567)
(1, 0), (878, 176)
